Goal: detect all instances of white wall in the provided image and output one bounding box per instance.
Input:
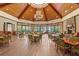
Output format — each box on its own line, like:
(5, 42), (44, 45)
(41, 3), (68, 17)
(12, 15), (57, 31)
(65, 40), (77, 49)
(0, 17), (17, 31)
(63, 20), (67, 33)
(59, 24), (63, 33)
(62, 15), (79, 33)
(63, 17), (75, 33)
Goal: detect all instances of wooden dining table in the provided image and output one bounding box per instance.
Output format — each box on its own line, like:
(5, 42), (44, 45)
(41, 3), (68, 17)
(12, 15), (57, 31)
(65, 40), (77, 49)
(29, 33), (39, 42)
(0, 36), (4, 41)
(33, 34), (39, 40)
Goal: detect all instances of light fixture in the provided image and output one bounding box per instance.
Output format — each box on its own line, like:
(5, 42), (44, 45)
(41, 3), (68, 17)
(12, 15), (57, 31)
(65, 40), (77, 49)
(6, 8), (9, 10)
(65, 10), (68, 13)
(56, 16), (58, 18)
(34, 10), (43, 21)
(47, 9), (49, 11)
(30, 9), (32, 12)
(22, 17), (24, 18)
(30, 3), (48, 8)
(34, 2), (44, 4)
(67, 25), (72, 27)
(71, 6), (73, 8)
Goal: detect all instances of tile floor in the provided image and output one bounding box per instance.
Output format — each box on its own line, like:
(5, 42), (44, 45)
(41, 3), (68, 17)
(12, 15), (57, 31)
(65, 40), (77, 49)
(0, 34), (62, 56)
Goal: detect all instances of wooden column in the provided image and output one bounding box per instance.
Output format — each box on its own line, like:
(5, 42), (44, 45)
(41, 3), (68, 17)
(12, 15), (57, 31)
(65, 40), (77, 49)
(74, 16), (76, 32)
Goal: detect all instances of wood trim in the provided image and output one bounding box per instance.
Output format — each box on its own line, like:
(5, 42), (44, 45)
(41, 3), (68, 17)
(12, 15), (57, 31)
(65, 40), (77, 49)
(49, 4), (62, 18)
(43, 8), (48, 21)
(74, 16), (76, 32)
(3, 22), (5, 33)
(61, 22), (63, 33)
(0, 3), (11, 8)
(18, 4), (30, 19)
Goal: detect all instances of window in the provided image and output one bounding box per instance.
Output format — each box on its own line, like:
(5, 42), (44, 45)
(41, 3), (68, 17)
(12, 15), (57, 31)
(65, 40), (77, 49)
(47, 25), (51, 32)
(28, 25), (32, 32)
(7, 23), (12, 31)
(34, 25), (41, 32)
(26, 25), (29, 32)
(22, 25), (26, 32)
(17, 25), (21, 32)
(51, 26), (54, 32)
(54, 26), (59, 33)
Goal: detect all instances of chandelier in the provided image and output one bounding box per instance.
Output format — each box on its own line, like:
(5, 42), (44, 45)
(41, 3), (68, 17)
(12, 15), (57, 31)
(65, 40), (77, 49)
(30, 3), (48, 8)
(34, 10), (43, 21)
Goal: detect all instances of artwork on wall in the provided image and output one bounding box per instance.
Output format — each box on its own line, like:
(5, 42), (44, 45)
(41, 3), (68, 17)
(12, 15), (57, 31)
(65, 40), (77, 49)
(66, 17), (76, 34)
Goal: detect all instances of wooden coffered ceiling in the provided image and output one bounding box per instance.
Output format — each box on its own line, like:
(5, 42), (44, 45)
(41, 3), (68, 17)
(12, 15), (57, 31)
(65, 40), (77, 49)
(0, 3), (78, 21)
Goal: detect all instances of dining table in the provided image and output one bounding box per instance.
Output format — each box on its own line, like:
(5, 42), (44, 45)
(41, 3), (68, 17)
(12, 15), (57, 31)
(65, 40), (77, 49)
(0, 36), (4, 41)
(32, 34), (39, 42)
(0, 36), (4, 45)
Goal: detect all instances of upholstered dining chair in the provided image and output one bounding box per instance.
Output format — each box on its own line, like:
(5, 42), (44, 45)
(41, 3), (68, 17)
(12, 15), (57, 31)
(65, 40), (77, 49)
(70, 45), (79, 56)
(55, 39), (71, 55)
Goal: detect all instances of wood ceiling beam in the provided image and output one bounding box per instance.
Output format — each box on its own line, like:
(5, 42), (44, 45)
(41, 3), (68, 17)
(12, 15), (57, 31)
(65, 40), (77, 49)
(43, 8), (48, 21)
(0, 3), (11, 8)
(49, 4), (62, 18)
(75, 3), (79, 6)
(18, 4), (30, 19)
(76, 3), (79, 4)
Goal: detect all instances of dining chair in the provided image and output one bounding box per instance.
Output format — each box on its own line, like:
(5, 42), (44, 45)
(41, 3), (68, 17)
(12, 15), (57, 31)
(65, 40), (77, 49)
(70, 45), (79, 56)
(55, 39), (71, 55)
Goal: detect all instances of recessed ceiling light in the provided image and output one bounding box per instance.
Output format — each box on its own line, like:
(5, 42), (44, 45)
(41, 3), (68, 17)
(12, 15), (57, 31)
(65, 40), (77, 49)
(56, 16), (58, 18)
(47, 9), (49, 11)
(30, 10), (32, 11)
(65, 10), (68, 13)
(71, 6), (73, 8)
(6, 9), (9, 10)
(22, 17), (24, 18)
